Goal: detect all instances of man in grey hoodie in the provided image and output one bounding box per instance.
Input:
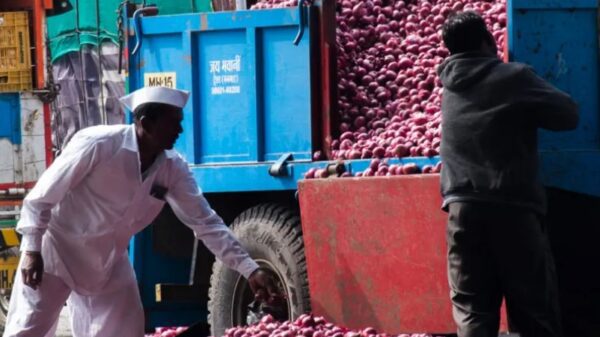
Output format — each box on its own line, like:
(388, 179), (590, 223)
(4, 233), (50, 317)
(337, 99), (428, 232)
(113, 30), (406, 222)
(437, 11), (579, 337)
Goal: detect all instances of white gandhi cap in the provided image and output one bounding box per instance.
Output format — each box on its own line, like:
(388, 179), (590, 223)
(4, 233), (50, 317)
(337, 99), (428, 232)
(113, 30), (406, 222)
(119, 86), (190, 112)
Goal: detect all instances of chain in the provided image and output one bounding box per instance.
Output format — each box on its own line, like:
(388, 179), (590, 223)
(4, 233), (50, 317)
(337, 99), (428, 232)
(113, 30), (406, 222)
(117, 0), (127, 74)
(33, 35), (61, 104)
(42, 34), (62, 153)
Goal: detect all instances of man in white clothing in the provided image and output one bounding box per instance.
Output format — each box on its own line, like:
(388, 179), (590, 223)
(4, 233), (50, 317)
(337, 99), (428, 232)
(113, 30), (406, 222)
(4, 86), (279, 337)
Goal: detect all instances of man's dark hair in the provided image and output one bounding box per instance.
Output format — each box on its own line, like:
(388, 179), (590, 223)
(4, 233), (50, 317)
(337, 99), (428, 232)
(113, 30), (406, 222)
(442, 11), (494, 55)
(134, 102), (179, 121)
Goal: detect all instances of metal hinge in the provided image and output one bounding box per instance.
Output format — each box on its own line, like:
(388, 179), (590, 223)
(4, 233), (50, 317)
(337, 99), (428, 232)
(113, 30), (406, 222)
(269, 153), (293, 177)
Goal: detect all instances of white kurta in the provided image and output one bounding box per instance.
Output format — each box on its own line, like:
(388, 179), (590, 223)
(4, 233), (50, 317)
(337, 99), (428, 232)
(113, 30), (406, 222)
(6, 124), (259, 336)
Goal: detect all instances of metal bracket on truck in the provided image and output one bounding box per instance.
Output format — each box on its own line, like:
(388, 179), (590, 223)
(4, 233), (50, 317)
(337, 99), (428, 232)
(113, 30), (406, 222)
(268, 153), (293, 177)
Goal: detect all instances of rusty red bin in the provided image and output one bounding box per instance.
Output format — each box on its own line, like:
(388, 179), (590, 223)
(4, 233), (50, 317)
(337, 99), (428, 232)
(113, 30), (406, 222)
(299, 175), (511, 334)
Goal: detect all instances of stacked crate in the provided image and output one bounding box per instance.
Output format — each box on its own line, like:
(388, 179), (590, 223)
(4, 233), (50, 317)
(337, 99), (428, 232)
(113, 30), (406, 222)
(0, 11), (32, 92)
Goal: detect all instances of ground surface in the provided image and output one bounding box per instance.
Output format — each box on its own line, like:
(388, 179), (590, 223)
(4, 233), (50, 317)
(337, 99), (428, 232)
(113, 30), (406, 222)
(55, 306), (72, 337)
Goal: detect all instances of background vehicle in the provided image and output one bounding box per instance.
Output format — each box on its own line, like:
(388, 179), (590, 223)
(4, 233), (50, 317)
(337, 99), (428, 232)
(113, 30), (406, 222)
(0, 1), (55, 330)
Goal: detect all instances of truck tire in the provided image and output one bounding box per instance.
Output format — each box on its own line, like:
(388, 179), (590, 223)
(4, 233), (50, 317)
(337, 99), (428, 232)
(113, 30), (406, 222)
(208, 204), (310, 337)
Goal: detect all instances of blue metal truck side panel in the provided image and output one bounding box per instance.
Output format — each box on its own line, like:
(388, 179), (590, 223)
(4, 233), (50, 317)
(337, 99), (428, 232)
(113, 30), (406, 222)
(130, 8), (314, 167)
(508, 0), (600, 196)
(197, 29), (254, 163)
(261, 27), (313, 161)
(0, 94), (21, 145)
(194, 26), (312, 163)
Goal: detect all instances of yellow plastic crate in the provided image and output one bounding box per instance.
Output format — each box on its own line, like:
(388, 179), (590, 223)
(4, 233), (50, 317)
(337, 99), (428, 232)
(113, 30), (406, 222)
(0, 69), (32, 92)
(0, 11), (32, 74)
(0, 255), (18, 290)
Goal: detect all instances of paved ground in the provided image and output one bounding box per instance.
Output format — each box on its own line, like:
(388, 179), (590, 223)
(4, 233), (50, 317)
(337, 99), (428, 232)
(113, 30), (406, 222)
(22, 306), (525, 337)
(55, 306), (72, 337)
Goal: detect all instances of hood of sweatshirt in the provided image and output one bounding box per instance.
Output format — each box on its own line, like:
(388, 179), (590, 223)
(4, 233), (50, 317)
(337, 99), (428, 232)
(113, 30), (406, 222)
(438, 52), (502, 91)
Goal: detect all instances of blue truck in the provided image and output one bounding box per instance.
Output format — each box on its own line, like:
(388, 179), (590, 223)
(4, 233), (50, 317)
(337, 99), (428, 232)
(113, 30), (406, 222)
(124, 0), (600, 335)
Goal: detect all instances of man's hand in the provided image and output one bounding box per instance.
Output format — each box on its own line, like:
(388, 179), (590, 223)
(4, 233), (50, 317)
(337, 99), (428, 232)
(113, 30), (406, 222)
(247, 268), (284, 305)
(21, 251), (44, 290)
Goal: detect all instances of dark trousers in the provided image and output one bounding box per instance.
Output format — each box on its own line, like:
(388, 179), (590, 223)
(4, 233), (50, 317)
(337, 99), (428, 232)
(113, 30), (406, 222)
(447, 202), (562, 337)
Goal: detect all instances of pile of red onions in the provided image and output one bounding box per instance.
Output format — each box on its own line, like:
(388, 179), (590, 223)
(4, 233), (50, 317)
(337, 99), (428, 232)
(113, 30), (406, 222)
(219, 314), (440, 337)
(353, 159), (442, 177)
(145, 327), (188, 337)
(251, 0), (313, 9)
(251, 0), (507, 163)
(303, 159), (441, 179)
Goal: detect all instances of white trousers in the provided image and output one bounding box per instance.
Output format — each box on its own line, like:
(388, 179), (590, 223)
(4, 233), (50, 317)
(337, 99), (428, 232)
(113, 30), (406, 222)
(3, 267), (144, 337)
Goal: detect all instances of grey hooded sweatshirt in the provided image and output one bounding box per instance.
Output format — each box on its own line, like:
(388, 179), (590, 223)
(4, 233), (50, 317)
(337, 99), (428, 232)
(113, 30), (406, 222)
(438, 52), (579, 215)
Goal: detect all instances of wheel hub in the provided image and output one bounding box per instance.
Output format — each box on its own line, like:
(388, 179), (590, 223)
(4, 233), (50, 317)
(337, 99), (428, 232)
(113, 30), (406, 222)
(231, 259), (290, 325)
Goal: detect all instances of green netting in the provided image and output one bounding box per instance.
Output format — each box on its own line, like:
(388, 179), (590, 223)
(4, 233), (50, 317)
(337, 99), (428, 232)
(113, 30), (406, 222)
(47, 0), (213, 63)
(0, 219), (17, 228)
(132, 0), (214, 15)
(47, 0), (120, 62)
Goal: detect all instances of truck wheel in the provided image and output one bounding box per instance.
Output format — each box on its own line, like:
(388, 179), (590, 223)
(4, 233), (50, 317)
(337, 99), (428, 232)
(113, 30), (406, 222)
(208, 204), (310, 337)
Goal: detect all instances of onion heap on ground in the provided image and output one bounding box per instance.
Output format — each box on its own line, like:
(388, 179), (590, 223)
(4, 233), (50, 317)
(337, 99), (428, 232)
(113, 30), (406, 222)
(218, 314), (442, 337)
(145, 326), (188, 337)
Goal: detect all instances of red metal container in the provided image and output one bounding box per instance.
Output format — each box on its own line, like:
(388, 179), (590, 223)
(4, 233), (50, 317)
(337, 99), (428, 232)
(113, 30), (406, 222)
(299, 175), (509, 334)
